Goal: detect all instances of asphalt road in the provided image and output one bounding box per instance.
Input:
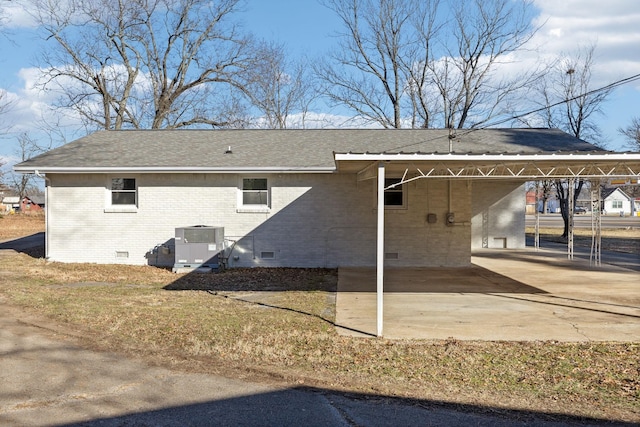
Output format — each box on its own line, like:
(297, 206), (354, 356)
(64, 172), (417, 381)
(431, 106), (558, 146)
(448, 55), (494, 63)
(525, 214), (640, 228)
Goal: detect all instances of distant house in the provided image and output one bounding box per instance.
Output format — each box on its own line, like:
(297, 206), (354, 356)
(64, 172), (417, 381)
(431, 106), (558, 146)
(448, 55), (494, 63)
(602, 188), (634, 216)
(21, 195), (45, 214)
(1, 196), (20, 213)
(525, 188), (560, 214)
(13, 128), (640, 268)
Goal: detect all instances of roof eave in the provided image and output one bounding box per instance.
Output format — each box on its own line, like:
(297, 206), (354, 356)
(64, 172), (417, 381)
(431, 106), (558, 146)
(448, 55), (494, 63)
(333, 153), (640, 161)
(13, 166), (337, 174)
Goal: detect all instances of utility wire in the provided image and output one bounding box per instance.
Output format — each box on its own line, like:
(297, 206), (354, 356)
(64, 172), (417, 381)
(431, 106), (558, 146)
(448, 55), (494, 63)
(378, 72), (640, 153)
(291, 72), (640, 169)
(480, 72), (640, 129)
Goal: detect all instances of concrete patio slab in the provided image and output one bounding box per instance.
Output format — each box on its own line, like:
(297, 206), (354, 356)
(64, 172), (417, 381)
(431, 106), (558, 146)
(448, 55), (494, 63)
(335, 249), (640, 341)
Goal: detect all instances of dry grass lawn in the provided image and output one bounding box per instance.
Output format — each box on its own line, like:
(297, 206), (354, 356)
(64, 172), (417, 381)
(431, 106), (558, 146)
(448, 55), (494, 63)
(526, 226), (640, 254)
(0, 212), (45, 240)
(1, 214), (639, 423)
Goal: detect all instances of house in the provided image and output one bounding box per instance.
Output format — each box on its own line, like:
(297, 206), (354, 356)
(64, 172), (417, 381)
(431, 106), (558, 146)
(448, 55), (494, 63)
(602, 188), (634, 216)
(1, 196), (20, 213)
(20, 195), (45, 214)
(525, 188), (559, 214)
(14, 129), (640, 270)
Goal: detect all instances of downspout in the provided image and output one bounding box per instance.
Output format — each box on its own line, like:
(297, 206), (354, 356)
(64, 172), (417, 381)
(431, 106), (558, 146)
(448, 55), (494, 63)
(35, 170), (49, 259)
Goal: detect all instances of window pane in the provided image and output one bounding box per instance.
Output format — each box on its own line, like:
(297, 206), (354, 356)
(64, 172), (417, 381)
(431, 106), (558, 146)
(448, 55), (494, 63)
(112, 192), (136, 205)
(243, 178), (267, 191)
(112, 178), (124, 190)
(111, 178), (136, 191)
(384, 192), (403, 206)
(122, 178), (136, 190)
(243, 191), (268, 205)
(384, 178), (403, 206)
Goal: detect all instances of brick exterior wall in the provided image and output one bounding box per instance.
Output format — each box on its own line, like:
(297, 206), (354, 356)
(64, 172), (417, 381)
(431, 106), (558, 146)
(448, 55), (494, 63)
(46, 172), (478, 268)
(471, 181), (526, 250)
(47, 174), (525, 267)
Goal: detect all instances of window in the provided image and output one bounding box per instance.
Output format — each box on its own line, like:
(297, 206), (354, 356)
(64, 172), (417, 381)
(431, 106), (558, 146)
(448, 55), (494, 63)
(384, 178), (405, 208)
(242, 178), (268, 206)
(611, 200), (623, 209)
(111, 178), (137, 205)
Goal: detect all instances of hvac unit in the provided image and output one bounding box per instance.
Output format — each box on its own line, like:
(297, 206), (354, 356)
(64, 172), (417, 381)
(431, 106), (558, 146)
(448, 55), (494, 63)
(174, 225), (224, 270)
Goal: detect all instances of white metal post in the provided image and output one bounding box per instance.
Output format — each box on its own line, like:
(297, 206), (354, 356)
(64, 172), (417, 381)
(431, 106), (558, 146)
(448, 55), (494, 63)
(377, 162), (385, 337)
(568, 178), (575, 260)
(534, 181), (540, 250)
(590, 179), (602, 266)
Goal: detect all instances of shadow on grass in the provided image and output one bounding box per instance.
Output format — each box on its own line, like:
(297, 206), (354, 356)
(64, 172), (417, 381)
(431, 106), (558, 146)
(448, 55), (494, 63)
(205, 289), (376, 338)
(164, 267), (339, 292)
(164, 267), (376, 336)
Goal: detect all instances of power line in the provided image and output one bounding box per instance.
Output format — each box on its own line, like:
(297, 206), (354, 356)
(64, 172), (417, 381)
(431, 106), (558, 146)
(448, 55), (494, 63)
(382, 72), (640, 153)
(294, 72), (640, 169)
(481, 73), (640, 129)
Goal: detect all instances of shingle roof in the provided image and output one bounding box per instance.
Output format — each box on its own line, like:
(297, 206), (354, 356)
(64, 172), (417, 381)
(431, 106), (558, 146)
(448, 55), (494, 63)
(16, 128), (605, 172)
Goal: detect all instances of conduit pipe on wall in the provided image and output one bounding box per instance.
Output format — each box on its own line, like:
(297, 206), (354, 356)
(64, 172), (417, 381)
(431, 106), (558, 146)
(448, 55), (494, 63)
(446, 180), (455, 226)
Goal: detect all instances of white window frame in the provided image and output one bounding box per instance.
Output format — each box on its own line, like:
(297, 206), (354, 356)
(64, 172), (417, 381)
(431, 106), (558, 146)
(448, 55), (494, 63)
(611, 200), (623, 209)
(237, 177), (270, 213)
(105, 177), (138, 213)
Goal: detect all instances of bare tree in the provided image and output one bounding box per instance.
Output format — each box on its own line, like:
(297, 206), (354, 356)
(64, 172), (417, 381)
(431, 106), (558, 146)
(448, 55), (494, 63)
(1, 3), (15, 187)
(432, 0), (540, 129)
(316, 0), (440, 129)
(0, 88), (14, 141)
(9, 133), (48, 201)
(240, 41), (318, 129)
(317, 0), (541, 129)
(29, 0), (258, 130)
(536, 45), (609, 144)
(0, 157), (5, 188)
(534, 45), (611, 237)
(618, 117), (640, 151)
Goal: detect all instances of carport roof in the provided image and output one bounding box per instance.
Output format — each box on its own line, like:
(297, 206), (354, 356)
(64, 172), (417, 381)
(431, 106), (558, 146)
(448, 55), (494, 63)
(15, 128), (632, 175)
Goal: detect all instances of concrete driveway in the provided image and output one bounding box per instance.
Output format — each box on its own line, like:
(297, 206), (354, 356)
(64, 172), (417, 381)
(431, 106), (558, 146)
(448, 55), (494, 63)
(335, 248), (640, 341)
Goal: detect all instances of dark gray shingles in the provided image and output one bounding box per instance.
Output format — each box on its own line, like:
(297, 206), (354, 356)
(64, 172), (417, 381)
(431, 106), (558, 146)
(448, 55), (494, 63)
(17, 128), (606, 170)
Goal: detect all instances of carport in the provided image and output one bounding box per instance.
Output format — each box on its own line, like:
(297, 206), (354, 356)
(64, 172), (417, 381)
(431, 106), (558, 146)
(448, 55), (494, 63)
(334, 150), (640, 338)
(335, 249), (640, 341)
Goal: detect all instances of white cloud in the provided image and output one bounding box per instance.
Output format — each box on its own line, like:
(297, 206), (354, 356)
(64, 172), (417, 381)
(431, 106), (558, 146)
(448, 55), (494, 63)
(2, 1), (39, 28)
(531, 0), (640, 84)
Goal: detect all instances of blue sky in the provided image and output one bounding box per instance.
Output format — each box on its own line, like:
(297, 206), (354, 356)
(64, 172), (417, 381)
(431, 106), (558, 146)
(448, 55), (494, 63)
(1, 0), (640, 169)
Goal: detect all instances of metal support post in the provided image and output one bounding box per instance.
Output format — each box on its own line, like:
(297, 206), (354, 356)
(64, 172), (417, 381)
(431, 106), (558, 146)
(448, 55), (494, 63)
(590, 180), (602, 266)
(567, 178), (575, 260)
(534, 181), (540, 250)
(376, 162), (385, 337)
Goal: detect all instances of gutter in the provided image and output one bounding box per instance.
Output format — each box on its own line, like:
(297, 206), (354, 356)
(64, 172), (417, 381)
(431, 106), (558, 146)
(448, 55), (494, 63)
(334, 152), (640, 162)
(13, 166), (337, 174)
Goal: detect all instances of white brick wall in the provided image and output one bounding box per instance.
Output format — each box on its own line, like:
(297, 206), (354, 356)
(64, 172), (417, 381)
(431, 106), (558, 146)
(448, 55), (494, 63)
(46, 173), (474, 267)
(471, 181), (526, 250)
